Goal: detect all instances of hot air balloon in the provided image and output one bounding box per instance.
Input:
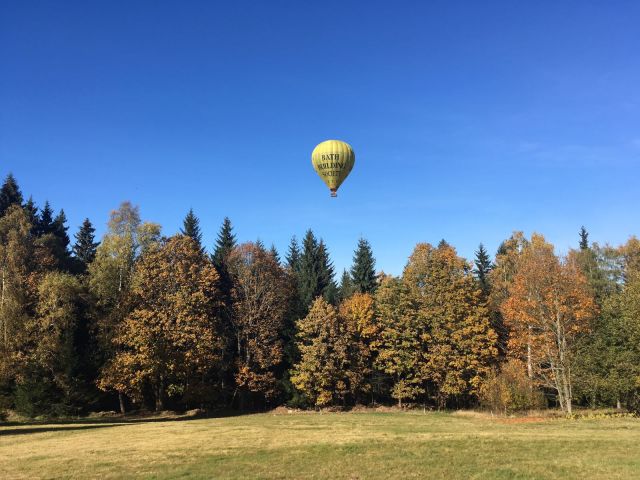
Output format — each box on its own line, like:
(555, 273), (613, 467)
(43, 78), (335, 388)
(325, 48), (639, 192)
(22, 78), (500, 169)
(311, 140), (355, 197)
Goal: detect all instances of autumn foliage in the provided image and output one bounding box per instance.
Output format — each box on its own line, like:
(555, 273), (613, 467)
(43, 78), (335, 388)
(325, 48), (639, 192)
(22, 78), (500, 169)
(4, 173), (640, 416)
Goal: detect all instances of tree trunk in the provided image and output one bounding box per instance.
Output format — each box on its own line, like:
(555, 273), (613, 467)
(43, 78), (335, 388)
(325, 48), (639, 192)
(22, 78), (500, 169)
(617, 398), (622, 410)
(526, 326), (533, 379)
(119, 392), (126, 414)
(1, 268), (5, 347)
(155, 377), (165, 411)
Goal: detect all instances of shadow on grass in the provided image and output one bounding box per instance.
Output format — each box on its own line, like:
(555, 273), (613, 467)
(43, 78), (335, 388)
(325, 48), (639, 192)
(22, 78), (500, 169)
(0, 423), (126, 436)
(0, 408), (248, 435)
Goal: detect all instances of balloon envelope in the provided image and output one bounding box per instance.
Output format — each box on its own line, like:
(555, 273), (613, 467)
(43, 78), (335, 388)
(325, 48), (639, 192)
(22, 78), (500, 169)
(311, 140), (355, 197)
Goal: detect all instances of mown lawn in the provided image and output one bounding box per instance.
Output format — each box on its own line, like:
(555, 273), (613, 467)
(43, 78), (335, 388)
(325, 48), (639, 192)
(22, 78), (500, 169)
(1, 410), (639, 479)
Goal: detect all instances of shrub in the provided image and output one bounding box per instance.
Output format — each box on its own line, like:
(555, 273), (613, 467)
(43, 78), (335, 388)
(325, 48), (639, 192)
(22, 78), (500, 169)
(479, 360), (545, 414)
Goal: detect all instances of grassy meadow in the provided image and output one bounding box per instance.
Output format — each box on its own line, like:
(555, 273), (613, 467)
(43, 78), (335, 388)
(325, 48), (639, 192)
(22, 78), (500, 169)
(1, 410), (639, 479)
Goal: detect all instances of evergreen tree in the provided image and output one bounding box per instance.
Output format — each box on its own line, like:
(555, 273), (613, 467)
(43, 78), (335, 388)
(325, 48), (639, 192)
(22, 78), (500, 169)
(579, 226), (589, 250)
(338, 269), (355, 302)
(285, 236), (301, 272)
(180, 208), (203, 251)
(23, 196), (38, 234)
(49, 209), (72, 269)
(37, 201), (55, 236)
(0, 173), (23, 217)
(317, 240), (337, 304)
(473, 243), (493, 296)
(269, 244), (280, 264)
(53, 210), (71, 251)
(297, 231), (337, 308)
(212, 217), (236, 268)
(298, 230), (321, 309)
(350, 238), (377, 294)
(211, 217), (237, 398)
(73, 218), (99, 270)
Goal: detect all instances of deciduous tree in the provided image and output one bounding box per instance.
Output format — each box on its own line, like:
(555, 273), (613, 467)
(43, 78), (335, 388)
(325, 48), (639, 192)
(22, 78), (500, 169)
(228, 243), (290, 407)
(291, 297), (351, 407)
(99, 236), (223, 410)
(501, 234), (596, 413)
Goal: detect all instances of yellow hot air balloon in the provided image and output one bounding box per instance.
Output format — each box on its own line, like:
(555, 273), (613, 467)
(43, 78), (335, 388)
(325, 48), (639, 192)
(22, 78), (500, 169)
(311, 140), (355, 197)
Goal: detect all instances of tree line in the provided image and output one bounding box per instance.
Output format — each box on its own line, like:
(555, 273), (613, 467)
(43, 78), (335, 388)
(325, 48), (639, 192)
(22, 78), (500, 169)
(1, 173), (639, 417)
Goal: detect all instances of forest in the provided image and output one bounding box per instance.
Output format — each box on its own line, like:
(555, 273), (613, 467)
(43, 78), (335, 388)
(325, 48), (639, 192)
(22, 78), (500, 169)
(1, 171), (639, 418)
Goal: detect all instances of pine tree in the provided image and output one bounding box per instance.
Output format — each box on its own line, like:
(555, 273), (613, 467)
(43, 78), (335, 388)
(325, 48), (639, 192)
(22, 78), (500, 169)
(285, 236), (301, 272)
(0, 174), (23, 217)
(317, 240), (337, 304)
(211, 217), (237, 397)
(269, 244), (280, 264)
(298, 230), (321, 309)
(211, 217), (237, 302)
(23, 196), (38, 233)
(579, 226), (589, 250)
(49, 209), (72, 269)
(53, 210), (71, 251)
(338, 269), (354, 302)
(212, 217), (236, 267)
(180, 208), (203, 251)
(473, 243), (492, 296)
(37, 201), (55, 236)
(73, 218), (99, 270)
(350, 238), (377, 294)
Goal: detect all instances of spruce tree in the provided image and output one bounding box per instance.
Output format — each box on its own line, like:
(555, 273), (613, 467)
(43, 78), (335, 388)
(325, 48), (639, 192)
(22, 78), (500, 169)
(73, 218), (99, 270)
(50, 209), (72, 269)
(297, 232), (338, 307)
(211, 216), (237, 393)
(53, 210), (71, 251)
(579, 226), (589, 250)
(317, 240), (337, 304)
(180, 208), (203, 251)
(298, 230), (321, 309)
(0, 173), (23, 217)
(338, 269), (355, 301)
(212, 217), (236, 268)
(23, 196), (39, 234)
(350, 238), (377, 294)
(285, 236), (301, 272)
(473, 243), (493, 296)
(269, 244), (280, 264)
(37, 201), (55, 236)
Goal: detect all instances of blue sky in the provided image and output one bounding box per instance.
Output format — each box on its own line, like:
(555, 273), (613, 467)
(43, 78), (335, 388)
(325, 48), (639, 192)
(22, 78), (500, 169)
(1, 1), (639, 275)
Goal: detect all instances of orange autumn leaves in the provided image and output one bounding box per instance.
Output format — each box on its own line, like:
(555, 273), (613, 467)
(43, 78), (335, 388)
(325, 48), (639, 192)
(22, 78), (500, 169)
(499, 234), (596, 413)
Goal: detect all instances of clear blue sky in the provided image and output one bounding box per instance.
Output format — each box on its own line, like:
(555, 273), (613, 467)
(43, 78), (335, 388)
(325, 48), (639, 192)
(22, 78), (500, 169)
(2, 1), (639, 275)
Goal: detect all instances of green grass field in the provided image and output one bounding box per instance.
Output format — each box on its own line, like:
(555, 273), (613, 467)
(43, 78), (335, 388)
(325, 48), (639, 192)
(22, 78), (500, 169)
(1, 411), (639, 479)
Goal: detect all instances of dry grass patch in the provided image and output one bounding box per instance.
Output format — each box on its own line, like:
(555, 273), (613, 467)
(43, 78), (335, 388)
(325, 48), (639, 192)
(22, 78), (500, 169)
(1, 411), (639, 479)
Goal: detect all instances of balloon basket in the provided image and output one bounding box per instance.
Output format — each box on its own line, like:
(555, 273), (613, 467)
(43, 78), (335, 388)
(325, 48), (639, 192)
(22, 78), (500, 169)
(330, 190), (337, 198)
